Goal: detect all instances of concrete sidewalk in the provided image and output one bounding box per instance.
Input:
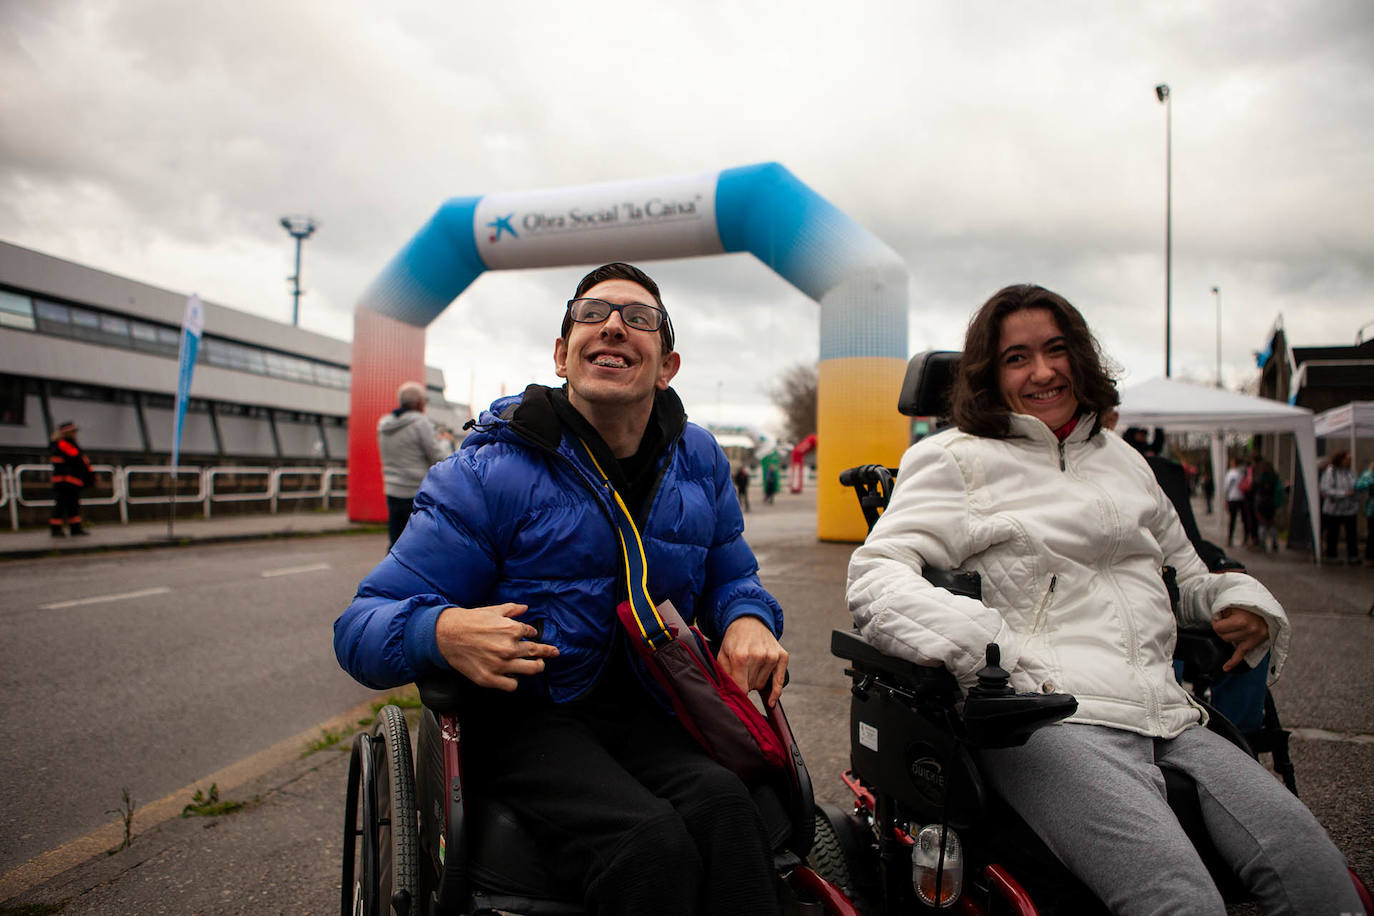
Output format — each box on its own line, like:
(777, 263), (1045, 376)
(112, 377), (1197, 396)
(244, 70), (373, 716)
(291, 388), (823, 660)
(0, 509), (382, 560)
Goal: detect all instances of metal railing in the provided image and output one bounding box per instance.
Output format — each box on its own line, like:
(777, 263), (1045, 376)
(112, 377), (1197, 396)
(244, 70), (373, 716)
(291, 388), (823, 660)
(4, 463), (347, 530)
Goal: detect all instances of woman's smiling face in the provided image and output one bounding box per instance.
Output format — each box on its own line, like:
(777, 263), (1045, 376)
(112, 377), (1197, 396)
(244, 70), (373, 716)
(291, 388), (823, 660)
(996, 307), (1080, 430)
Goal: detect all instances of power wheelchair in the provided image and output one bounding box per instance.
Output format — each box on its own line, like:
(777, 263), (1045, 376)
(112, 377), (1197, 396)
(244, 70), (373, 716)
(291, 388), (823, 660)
(341, 673), (859, 915)
(809, 349), (1373, 914)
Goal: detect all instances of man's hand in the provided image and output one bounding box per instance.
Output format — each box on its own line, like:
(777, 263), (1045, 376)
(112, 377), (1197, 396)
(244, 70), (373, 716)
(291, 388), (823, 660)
(1212, 606), (1270, 672)
(434, 603), (559, 691)
(717, 615), (789, 708)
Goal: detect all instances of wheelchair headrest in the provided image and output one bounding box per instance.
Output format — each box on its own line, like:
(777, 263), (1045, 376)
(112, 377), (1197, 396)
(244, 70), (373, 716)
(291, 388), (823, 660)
(898, 349), (961, 418)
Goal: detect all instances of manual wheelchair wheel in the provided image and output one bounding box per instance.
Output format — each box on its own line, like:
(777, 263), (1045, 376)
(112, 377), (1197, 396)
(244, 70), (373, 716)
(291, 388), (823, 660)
(342, 704), (419, 916)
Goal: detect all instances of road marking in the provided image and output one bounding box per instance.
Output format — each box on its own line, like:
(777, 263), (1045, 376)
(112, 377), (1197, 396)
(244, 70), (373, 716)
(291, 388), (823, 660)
(260, 562), (332, 578)
(38, 586), (171, 610)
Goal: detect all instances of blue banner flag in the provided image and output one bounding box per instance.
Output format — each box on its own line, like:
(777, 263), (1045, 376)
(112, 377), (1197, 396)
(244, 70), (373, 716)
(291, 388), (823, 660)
(171, 293), (205, 470)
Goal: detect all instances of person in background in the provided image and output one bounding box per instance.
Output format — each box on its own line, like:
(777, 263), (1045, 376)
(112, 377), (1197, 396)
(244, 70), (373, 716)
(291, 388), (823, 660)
(49, 420), (95, 536)
(1319, 450), (1360, 565)
(1201, 467), (1215, 515)
(1251, 458), (1283, 554)
(733, 462), (751, 513)
(377, 381), (454, 549)
(1355, 460), (1374, 565)
(1223, 456), (1248, 548)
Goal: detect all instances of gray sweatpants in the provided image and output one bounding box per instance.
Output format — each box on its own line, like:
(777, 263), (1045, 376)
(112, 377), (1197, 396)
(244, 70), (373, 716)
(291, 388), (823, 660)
(980, 723), (1361, 916)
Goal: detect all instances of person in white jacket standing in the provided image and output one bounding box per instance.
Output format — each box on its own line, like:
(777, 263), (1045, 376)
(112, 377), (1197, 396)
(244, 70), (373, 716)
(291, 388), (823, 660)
(847, 284), (1358, 915)
(377, 381), (453, 548)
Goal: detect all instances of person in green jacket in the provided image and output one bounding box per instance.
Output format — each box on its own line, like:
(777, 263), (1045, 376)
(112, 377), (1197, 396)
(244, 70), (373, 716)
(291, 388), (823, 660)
(1355, 459), (1374, 564)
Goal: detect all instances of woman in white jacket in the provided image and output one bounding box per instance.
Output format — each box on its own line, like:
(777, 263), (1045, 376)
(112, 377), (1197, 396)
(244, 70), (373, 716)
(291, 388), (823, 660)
(847, 284), (1357, 915)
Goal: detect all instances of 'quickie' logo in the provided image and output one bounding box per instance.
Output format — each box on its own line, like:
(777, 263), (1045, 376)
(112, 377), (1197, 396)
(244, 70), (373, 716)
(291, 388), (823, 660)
(486, 213), (517, 242)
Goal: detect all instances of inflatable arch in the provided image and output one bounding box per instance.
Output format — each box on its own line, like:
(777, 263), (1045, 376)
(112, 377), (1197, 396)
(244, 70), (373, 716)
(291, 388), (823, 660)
(347, 162), (909, 541)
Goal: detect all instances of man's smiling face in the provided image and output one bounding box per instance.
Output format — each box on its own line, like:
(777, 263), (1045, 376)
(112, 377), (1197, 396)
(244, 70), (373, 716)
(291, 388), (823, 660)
(554, 278), (680, 415)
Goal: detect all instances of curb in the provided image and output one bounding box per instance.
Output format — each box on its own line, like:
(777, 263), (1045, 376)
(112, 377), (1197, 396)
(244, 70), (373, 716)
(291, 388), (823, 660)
(0, 694), (392, 904)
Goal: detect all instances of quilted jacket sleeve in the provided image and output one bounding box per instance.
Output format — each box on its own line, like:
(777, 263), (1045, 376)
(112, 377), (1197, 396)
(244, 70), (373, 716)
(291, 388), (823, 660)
(1143, 468), (1290, 683)
(700, 439), (783, 640)
(334, 457), (500, 690)
(847, 438), (1046, 690)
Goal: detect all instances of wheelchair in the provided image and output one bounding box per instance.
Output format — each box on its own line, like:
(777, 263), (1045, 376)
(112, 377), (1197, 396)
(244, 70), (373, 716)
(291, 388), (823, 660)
(341, 674), (860, 915)
(811, 349), (1374, 914)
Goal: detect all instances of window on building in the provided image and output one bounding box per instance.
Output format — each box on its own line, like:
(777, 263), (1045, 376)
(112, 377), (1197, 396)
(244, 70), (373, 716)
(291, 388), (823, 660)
(0, 373), (26, 424)
(98, 313), (131, 345)
(68, 306), (102, 343)
(0, 290), (36, 331)
(34, 299), (72, 335)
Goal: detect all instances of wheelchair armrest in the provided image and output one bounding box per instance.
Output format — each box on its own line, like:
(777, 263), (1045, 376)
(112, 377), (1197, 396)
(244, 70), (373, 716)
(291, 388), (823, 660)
(417, 675), (466, 715)
(962, 691), (1078, 749)
(830, 629), (959, 692)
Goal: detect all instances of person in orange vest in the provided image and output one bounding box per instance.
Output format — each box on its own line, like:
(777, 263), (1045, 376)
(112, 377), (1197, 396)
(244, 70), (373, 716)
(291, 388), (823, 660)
(49, 420), (95, 536)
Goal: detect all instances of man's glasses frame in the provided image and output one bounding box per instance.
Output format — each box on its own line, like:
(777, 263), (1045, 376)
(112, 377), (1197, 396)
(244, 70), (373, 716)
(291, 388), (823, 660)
(564, 298), (674, 350)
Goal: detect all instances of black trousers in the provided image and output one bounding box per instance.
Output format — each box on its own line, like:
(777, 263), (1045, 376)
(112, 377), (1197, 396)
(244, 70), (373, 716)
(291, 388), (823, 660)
(52, 483), (82, 526)
(1322, 513), (1359, 560)
(462, 681), (778, 915)
(385, 495), (412, 549)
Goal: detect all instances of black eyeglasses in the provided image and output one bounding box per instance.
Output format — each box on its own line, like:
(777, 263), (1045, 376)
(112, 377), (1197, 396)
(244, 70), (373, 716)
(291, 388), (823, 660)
(565, 298), (668, 333)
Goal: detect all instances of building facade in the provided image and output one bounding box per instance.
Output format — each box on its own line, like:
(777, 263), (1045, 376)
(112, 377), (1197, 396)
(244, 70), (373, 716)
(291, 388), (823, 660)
(0, 241), (463, 506)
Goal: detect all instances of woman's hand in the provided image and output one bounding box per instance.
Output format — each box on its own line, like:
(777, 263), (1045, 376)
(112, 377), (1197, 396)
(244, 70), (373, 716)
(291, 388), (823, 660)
(718, 615), (789, 707)
(1212, 607), (1270, 672)
(434, 603), (559, 691)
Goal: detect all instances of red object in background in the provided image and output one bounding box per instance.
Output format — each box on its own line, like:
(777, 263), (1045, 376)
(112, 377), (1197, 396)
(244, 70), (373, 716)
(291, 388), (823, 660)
(347, 307), (427, 522)
(789, 433), (817, 493)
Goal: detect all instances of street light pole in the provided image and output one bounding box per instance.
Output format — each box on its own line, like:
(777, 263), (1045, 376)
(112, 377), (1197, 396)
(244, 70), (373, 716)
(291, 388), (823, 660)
(279, 216), (317, 327)
(1212, 285), (1222, 387)
(1156, 83), (1172, 377)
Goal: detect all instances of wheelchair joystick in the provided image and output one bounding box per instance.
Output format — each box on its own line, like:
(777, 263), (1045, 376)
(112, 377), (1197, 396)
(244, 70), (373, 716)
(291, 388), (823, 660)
(968, 643), (1014, 698)
(961, 642), (1078, 749)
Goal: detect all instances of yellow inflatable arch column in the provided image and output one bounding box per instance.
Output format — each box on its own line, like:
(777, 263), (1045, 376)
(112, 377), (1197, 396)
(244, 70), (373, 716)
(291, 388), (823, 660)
(715, 164), (909, 541)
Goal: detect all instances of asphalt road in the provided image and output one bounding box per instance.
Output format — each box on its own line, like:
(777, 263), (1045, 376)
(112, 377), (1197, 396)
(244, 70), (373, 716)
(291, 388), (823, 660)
(0, 535), (384, 873)
(3, 486), (1372, 912)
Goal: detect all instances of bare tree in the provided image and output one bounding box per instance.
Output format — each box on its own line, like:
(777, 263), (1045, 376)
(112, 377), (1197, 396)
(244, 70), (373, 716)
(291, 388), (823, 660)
(766, 362), (818, 444)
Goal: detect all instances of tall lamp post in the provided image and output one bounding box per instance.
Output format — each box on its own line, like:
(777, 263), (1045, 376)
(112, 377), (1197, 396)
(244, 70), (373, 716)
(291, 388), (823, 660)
(280, 216), (317, 327)
(1156, 83), (1172, 377)
(1212, 285), (1222, 387)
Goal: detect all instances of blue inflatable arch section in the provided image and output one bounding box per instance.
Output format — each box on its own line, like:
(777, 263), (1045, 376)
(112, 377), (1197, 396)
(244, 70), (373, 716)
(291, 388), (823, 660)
(351, 162), (910, 540)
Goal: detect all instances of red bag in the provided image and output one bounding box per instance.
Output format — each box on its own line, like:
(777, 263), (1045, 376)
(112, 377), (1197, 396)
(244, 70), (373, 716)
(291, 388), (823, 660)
(617, 599), (786, 783)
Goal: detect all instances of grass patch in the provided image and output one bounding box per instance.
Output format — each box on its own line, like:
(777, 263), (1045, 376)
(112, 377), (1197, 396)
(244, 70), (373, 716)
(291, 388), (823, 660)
(302, 687), (423, 758)
(181, 783), (249, 818)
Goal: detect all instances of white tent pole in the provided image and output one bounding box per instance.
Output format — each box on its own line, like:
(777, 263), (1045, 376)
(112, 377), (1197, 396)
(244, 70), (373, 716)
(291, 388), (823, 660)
(1298, 427), (1321, 567)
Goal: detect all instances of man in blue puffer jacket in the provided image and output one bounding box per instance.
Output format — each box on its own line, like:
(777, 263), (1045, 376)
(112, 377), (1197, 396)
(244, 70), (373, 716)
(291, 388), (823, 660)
(335, 262), (788, 915)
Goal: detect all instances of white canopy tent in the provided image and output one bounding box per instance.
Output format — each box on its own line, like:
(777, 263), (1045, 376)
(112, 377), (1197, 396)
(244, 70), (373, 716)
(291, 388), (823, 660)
(1116, 377), (1321, 562)
(1314, 400), (1374, 453)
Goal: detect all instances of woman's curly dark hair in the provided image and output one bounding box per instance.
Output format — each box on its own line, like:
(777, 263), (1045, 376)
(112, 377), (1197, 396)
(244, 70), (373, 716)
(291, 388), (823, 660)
(950, 284), (1120, 439)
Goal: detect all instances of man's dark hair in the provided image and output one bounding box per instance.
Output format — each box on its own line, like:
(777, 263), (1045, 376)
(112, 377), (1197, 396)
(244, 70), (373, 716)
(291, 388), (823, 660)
(563, 262), (674, 352)
(950, 283), (1119, 439)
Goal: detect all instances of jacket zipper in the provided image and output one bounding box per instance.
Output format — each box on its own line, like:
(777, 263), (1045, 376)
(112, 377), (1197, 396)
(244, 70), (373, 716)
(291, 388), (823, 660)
(1030, 575), (1057, 633)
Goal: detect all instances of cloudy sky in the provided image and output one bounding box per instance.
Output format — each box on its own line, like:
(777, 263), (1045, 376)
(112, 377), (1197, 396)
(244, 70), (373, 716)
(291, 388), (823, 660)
(2, 0), (1371, 432)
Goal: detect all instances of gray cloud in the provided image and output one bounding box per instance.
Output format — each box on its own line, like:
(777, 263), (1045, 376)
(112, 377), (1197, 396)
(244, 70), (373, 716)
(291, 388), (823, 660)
(2, 0), (1371, 430)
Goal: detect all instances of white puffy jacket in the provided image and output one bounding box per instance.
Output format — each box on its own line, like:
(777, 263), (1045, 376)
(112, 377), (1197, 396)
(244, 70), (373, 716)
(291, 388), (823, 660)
(847, 414), (1289, 738)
